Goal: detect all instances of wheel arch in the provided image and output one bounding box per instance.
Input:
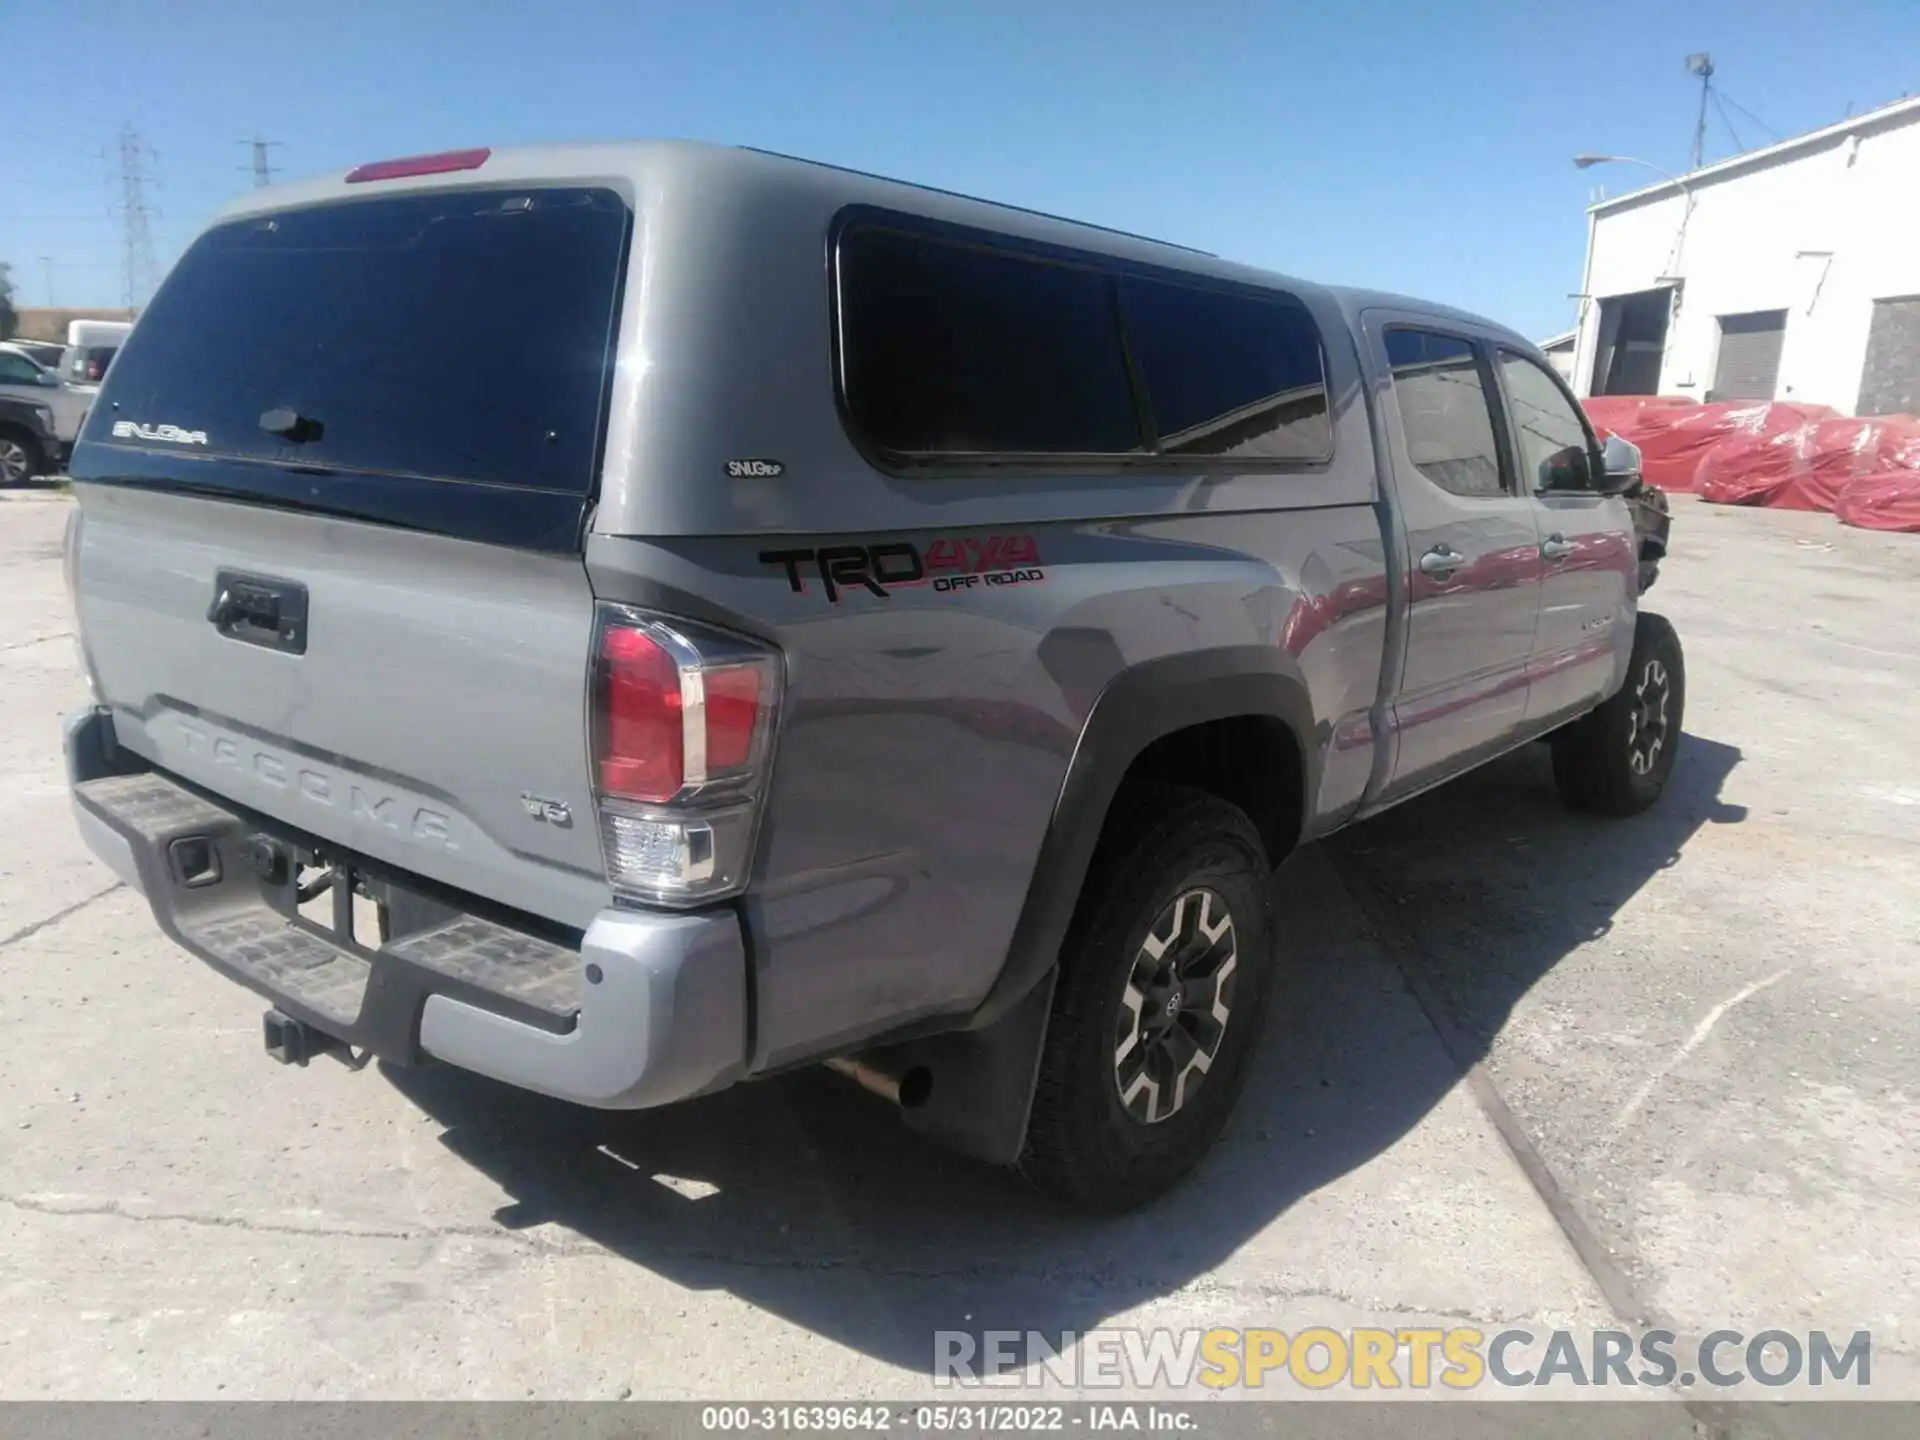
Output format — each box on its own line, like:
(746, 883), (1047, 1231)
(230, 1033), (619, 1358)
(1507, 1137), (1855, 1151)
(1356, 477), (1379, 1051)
(870, 647), (1320, 1167)
(0, 421), (45, 464)
(976, 645), (1320, 1030)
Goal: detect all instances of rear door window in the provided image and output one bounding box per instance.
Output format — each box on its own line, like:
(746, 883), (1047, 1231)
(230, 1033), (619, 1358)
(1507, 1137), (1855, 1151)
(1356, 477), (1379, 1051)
(93, 187), (630, 493)
(1384, 329), (1507, 498)
(1120, 276), (1331, 459)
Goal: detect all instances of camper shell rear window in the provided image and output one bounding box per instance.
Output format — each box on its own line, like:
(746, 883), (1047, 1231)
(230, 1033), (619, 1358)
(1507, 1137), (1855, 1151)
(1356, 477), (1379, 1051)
(89, 186), (631, 496)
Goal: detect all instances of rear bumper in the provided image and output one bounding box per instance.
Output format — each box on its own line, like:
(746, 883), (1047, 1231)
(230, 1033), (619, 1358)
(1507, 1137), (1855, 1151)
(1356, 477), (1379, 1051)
(65, 706), (748, 1110)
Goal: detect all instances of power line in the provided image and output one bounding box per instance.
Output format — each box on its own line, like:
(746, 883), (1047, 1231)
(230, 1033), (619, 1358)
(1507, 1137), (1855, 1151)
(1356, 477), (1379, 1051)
(1715, 89), (1782, 143)
(1711, 91), (1747, 153)
(113, 124), (161, 311)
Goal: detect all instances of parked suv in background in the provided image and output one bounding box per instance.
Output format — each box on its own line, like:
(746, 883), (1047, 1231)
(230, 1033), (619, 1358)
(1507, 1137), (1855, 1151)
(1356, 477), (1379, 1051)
(65, 142), (1681, 1210)
(4, 338), (68, 369)
(0, 344), (91, 450)
(0, 394), (63, 482)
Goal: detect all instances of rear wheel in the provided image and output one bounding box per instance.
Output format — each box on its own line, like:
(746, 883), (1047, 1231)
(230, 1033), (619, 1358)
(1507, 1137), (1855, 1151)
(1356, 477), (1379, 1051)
(0, 429), (43, 485)
(1551, 613), (1685, 816)
(1019, 787), (1275, 1211)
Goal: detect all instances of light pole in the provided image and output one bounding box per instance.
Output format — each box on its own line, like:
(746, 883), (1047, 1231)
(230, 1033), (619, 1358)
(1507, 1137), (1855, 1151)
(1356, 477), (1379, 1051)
(1572, 153), (1692, 195)
(1572, 153), (1697, 266)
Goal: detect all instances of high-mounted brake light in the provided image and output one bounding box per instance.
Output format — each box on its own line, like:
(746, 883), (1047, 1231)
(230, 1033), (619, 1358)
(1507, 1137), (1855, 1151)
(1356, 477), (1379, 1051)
(590, 607), (782, 907)
(345, 147), (492, 184)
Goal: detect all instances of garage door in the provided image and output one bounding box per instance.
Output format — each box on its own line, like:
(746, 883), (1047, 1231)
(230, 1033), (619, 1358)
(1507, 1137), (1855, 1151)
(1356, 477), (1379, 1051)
(1857, 296), (1920, 417)
(1711, 310), (1788, 401)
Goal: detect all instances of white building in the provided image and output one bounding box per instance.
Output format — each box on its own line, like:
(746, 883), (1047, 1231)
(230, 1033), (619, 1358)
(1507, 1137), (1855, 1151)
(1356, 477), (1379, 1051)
(1536, 329), (1577, 380)
(1570, 95), (1920, 416)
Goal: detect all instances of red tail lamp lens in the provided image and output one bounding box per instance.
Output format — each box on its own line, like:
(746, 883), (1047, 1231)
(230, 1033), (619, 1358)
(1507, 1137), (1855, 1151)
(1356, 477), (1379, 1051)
(598, 626), (683, 803)
(704, 665), (764, 773)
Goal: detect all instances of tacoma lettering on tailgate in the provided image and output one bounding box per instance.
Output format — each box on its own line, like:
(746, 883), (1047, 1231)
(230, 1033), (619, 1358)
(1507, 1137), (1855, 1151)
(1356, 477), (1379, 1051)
(176, 719), (457, 849)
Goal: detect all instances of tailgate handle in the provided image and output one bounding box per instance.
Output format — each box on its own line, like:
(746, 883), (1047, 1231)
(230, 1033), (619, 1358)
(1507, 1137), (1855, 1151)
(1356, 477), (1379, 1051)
(208, 570), (309, 655)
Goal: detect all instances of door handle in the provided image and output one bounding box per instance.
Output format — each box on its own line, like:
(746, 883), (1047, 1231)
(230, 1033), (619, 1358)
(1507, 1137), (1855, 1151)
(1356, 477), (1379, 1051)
(1418, 546), (1464, 578)
(1541, 535), (1574, 562)
(206, 569), (309, 655)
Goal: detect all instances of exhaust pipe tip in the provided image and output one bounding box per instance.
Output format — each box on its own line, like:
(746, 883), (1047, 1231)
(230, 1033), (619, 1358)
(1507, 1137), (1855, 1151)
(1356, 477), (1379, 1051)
(825, 1055), (933, 1110)
(897, 1065), (933, 1110)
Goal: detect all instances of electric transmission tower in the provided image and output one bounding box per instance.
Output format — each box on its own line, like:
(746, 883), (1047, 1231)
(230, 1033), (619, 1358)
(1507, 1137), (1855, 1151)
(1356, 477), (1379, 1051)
(242, 136), (284, 187)
(114, 125), (161, 311)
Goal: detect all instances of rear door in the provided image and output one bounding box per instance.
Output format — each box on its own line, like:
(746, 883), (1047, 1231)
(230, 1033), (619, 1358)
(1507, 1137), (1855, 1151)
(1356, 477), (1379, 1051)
(69, 182), (633, 930)
(1365, 317), (1544, 806)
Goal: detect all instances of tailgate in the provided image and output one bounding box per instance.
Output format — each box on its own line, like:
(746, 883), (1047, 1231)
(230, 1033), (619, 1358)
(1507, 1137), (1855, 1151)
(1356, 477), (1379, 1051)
(66, 179), (633, 929)
(73, 485), (609, 927)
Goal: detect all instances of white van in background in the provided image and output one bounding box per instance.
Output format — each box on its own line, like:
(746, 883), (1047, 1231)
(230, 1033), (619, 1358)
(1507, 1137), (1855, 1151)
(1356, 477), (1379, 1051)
(61, 319), (135, 391)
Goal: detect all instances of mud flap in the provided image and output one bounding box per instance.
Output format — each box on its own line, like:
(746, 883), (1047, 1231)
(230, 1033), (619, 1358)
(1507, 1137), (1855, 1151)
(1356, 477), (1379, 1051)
(873, 968), (1058, 1166)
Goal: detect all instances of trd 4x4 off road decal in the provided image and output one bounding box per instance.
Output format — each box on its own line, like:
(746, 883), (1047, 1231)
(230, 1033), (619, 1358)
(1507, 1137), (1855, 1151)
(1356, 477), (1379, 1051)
(760, 534), (1045, 603)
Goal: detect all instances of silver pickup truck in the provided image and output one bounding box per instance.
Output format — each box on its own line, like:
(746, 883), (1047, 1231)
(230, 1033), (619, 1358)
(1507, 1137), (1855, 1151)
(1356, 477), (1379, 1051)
(64, 140), (1679, 1211)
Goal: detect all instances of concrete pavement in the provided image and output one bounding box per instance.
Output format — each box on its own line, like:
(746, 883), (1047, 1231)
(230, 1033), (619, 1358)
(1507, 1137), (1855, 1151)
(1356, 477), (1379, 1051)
(0, 488), (1913, 1416)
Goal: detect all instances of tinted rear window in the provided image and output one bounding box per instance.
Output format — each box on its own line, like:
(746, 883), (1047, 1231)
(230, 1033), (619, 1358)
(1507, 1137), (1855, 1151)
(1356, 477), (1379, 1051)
(837, 225), (1142, 457)
(1121, 276), (1329, 459)
(94, 187), (629, 492)
(836, 218), (1330, 466)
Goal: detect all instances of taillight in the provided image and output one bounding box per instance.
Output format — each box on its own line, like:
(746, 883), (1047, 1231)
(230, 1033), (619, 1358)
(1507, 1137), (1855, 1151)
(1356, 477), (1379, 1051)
(590, 606), (782, 908)
(598, 627), (684, 803)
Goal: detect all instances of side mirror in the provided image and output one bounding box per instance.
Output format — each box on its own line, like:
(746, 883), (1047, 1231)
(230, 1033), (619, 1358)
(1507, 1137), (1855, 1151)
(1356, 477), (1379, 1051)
(35, 371), (62, 388)
(1538, 444), (1597, 494)
(1595, 433), (1643, 496)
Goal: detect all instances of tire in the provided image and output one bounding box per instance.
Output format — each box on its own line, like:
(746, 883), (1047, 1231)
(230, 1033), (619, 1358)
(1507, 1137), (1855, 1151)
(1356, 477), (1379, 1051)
(0, 428), (44, 486)
(1019, 786), (1275, 1211)
(1551, 612), (1685, 816)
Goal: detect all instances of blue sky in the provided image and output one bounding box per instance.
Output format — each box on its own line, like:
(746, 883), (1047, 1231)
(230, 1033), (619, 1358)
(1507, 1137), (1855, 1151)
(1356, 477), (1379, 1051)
(5, 0), (1916, 339)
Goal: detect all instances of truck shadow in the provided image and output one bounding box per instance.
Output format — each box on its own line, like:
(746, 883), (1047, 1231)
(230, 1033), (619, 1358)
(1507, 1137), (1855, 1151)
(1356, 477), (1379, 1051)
(385, 732), (1744, 1377)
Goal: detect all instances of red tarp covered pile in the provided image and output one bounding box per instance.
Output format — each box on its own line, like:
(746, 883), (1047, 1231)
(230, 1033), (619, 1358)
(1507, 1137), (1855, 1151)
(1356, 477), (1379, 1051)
(1581, 396), (1920, 533)
(1836, 467), (1920, 531)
